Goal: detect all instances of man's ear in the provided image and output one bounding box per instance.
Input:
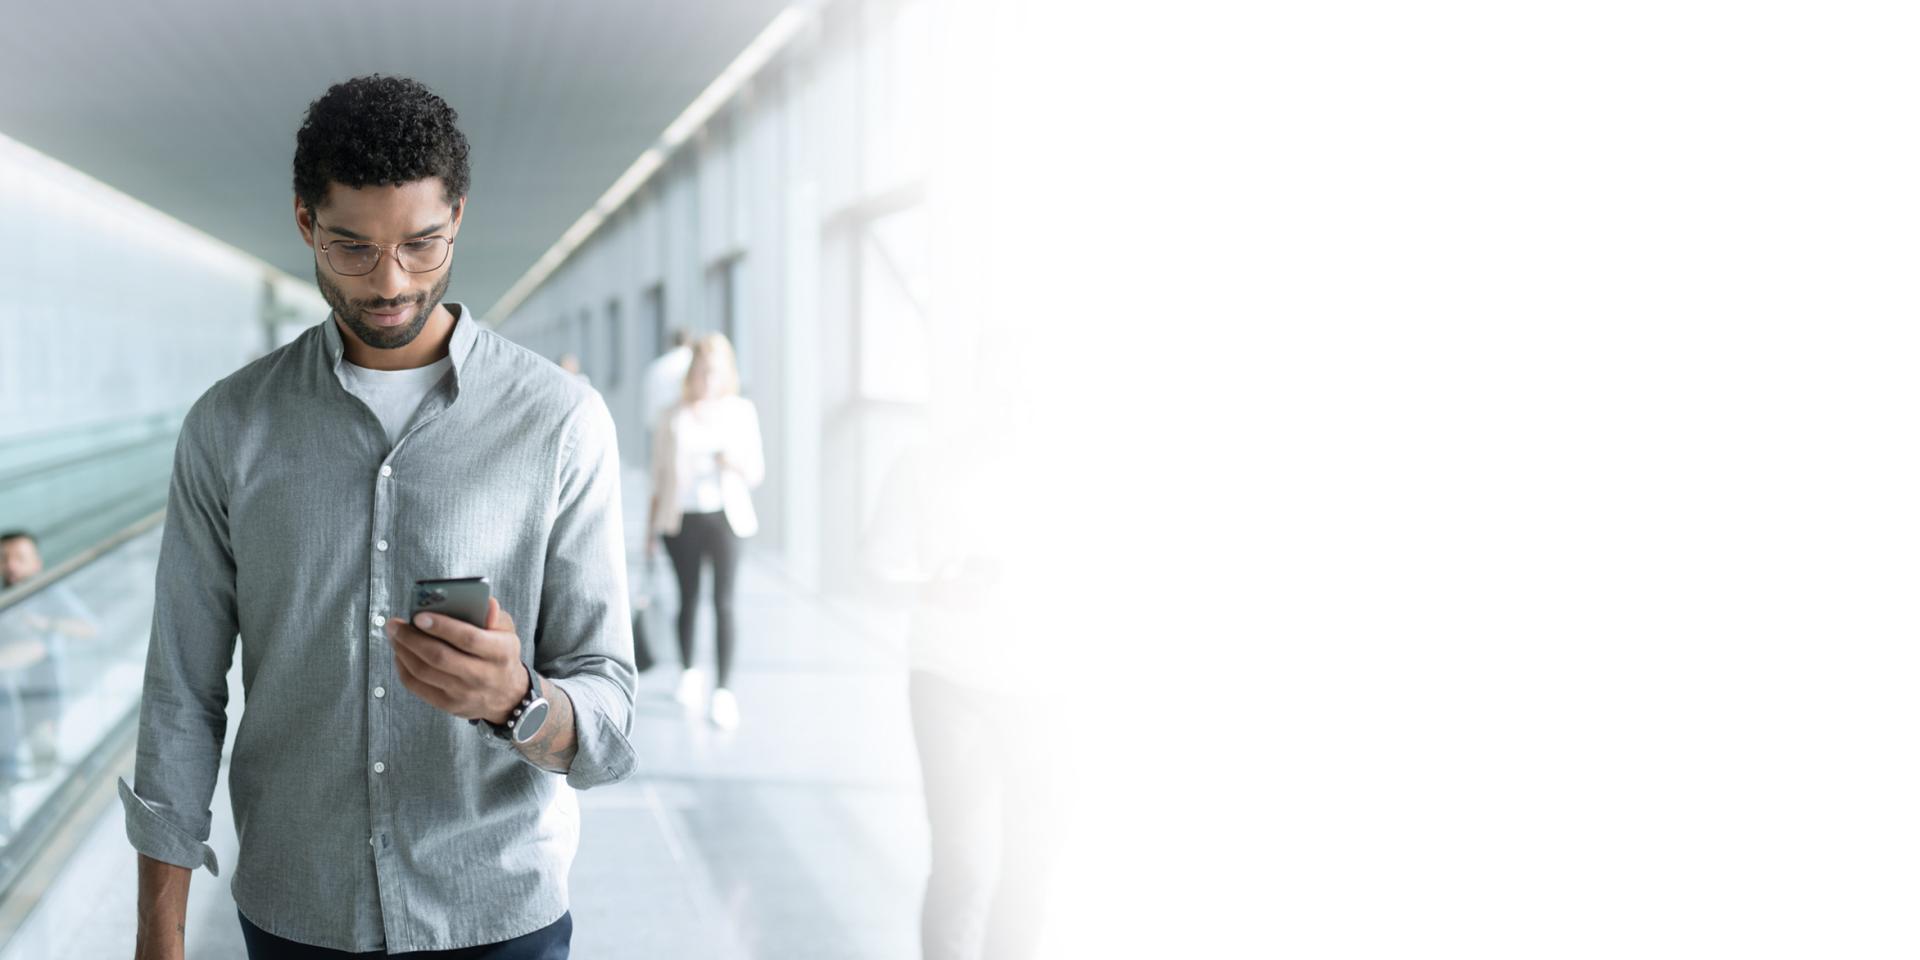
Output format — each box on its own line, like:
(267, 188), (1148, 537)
(294, 196), (316, 248)
(450, 197), (466, 232)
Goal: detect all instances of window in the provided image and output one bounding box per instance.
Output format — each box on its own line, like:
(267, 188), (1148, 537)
(577, 308), (592, 380)
(706, 254), (746, 385)
(605, 298), (623, 390)
(643, 284), (666, 359)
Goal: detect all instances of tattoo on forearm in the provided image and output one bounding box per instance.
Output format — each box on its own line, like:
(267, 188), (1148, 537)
(514, 672), (578, 774)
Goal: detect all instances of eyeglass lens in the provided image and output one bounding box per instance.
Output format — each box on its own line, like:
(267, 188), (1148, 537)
(327, 238), (450, 276)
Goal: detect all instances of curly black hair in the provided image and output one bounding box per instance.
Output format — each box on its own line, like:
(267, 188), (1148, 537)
(293, 75), (470, 212)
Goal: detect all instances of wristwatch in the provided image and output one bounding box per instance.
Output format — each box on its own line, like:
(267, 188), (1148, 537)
(473, 660), (550, 744)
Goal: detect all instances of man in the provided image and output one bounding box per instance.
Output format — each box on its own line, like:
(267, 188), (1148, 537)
(642, 328), (693, 438)
(123, 76), (637, 959)
(0, 531), (92, 779)
(0, 532), (41, 591)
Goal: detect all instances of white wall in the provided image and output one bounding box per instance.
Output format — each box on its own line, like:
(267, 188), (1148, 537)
(499, 0), (940, 592)
(0, 132), (327, 443)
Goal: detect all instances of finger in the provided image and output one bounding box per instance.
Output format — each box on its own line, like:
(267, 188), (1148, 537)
(391, 623), (487, 691)
(392, 636), (465, 692)
(484, 596), (518, 636)
(389, 620), (483, 672)
(392, 648), (456, 710)
(411, 608), (504, 658)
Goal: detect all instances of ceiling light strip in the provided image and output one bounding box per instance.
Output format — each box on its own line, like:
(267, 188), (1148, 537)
(0, 129), (311, 289)
(484, 3), (814, 327)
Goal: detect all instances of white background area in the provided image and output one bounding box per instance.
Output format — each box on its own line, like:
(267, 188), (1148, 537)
(1092, 0), (1920, 957)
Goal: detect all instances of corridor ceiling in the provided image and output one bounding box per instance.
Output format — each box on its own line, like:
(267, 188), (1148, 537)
(0, 0), (792, 317)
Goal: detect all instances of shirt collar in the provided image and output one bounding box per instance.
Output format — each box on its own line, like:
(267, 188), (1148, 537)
(322, 301), (478, 383)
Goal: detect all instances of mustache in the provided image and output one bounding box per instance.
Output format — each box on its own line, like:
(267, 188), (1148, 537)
(355, 298), (421, 312)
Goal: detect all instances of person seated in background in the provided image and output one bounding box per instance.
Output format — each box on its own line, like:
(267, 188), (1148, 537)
(0, 531), (95, 781)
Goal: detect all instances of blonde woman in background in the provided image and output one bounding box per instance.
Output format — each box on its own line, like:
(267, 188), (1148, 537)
(648, 334), (764, 730)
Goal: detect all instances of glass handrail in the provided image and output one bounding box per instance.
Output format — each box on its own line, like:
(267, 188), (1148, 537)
(0, 414), (181, 573)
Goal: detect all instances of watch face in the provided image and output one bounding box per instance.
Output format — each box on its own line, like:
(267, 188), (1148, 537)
(512, 699), (550, 743)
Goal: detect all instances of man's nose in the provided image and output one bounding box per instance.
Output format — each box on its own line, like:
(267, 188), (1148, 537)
(367, 251), (410, 300)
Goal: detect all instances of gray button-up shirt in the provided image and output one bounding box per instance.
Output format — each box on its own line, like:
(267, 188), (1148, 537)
(118, 304), (639, 953)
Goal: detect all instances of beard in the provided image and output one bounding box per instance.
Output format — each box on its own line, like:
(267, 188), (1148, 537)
(317, 263), (453, 352)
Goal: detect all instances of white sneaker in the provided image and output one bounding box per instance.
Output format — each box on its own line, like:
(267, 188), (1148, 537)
(709, 688), (740, 731)
(675, 667), (706, 711)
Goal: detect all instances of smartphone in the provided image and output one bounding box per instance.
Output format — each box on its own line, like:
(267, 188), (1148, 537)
(410, 576), (491, 628)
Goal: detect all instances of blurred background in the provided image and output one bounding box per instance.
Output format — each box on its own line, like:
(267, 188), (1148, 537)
(14, 3), (1919, 958)
(0, 0), (1226, 956)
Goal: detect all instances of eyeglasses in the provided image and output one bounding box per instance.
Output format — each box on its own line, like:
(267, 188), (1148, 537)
(315, 227), (455, 277)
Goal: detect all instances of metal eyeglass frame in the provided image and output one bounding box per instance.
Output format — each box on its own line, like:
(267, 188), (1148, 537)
(315, 228), (456, 277)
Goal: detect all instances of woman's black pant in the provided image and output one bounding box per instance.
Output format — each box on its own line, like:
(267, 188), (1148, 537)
(662, 510), (741, 688)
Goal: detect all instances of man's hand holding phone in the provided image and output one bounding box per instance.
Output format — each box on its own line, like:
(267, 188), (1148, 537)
(387, 596), (527, 726)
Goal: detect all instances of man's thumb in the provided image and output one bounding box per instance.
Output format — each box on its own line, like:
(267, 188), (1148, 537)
(486, 596), (517, 634)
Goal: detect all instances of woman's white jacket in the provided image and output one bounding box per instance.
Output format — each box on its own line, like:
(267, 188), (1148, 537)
(650, 396), (765, 538)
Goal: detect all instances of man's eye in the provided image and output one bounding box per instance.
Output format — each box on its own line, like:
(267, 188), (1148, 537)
(337, 242), (376, 255)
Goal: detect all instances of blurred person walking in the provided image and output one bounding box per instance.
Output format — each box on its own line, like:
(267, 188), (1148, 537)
(631, 329), (693, 672)
(642, 328), (693, 447)
(868, 330), (1060, 960)
(648, 334), (763, 731)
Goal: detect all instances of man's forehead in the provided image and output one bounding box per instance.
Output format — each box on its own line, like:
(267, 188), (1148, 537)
(317, 216), (452, 241)
(314, 178), (453, 215)
(314, 182), (458, 239)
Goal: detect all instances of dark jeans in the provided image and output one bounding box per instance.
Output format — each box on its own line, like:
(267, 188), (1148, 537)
(662, 510), (741, 687)
(911, 672), (1059, 960)
(239, 912), (570, 959)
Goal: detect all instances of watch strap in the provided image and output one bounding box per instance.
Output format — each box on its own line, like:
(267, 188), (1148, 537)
(471, 660), (537, 740)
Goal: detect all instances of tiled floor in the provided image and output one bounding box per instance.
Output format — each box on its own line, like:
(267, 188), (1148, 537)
(566, 554), (927, 960)
(3, 465), (929, 958)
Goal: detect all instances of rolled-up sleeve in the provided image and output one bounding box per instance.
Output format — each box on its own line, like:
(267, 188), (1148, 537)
(120, 390), (238, 874)
(534, 390), (639, 790)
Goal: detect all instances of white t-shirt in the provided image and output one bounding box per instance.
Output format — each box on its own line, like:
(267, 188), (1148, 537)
(340, 357), (453, 447)
(670, 398), (759, 513)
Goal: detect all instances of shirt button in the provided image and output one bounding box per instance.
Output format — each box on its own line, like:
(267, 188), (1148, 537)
(374, 686), (386, 698)
(380, 465), (393, 478)
(370, 835), (377, 847)
(373, 614), (386, 627)
(373, 762), (387, 774)
(376, 539), (389, 552)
